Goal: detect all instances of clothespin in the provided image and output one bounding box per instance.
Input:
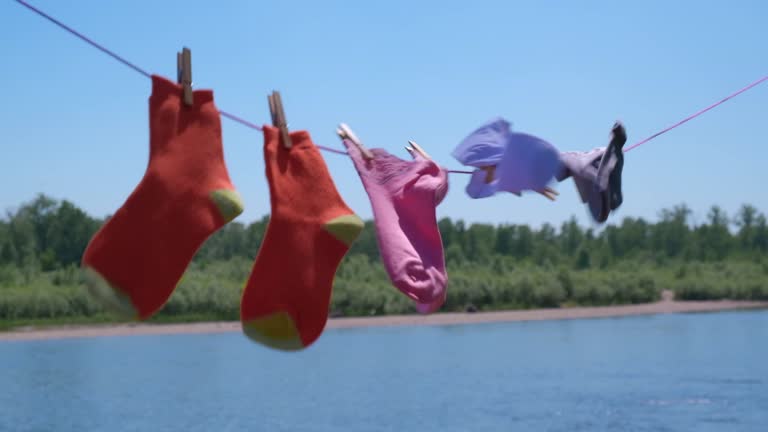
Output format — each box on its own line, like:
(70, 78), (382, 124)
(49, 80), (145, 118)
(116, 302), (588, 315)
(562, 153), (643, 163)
(268, 91), (292, 148)
(481, 166), (496, 184)
(336, 123), (374, 160)
(481, 163), (558, 200)
(537, 187), (559, 201)
(176, 47), (193, 106)
(406, 140), (431, 160)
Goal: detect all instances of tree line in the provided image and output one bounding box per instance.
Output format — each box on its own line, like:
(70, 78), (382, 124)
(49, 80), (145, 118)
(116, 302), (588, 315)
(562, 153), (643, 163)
(1, 194), (767, 327)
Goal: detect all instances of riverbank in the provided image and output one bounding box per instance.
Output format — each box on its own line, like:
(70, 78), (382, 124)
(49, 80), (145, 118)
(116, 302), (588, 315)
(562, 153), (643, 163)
(2, 295), (767, 342)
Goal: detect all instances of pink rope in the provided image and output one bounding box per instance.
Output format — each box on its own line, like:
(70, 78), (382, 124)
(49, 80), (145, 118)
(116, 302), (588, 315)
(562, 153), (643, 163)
(15, 0), (151, 78)
(624, 75), (768, 153)
(316, 145), (348, 155)
(218, 111), (262, 131)
(13, 0), (269, 133)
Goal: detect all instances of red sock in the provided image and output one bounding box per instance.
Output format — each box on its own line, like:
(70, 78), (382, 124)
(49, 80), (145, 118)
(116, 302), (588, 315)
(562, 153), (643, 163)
(81, 75), (244, 320)
(241, 126), (363, 350)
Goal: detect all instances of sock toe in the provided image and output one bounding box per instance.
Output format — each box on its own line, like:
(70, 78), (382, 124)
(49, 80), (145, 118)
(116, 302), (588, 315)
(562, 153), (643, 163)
(416, 289), (447, 314)
(394, 260), (446, 304)
(242, 311), (305, 351)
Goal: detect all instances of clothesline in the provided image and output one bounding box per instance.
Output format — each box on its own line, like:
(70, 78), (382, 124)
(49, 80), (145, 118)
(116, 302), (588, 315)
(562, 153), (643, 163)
(14, 0), (768, 160)
(623, 74), (768, 153)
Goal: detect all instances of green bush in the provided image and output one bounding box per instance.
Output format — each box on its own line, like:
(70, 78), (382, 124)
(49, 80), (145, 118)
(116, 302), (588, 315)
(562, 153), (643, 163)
(0, 254), (766, 325)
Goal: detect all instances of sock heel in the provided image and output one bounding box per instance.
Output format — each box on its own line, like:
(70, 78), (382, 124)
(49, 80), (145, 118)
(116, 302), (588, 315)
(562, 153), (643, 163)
(210, 189), (245, 223)
(81, 266), (139, 320)
(324, 214), (364, 246)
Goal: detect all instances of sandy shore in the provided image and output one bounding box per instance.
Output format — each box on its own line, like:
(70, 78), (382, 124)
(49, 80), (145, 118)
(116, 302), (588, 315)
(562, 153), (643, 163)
(2, 294), (767, 342)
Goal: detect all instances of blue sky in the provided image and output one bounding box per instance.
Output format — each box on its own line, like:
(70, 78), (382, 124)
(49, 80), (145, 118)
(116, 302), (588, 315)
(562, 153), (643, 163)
(1, 0), (766, 229)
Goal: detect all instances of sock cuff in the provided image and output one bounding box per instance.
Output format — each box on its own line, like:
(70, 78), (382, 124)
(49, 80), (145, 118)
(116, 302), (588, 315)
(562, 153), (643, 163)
(262, 125), (316, 153)
(150, 74), (214, 106)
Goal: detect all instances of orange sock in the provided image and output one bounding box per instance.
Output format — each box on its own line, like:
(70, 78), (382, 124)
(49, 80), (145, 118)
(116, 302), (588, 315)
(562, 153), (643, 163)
(241, 126), (363, 350)
(81, 75), (244, 320)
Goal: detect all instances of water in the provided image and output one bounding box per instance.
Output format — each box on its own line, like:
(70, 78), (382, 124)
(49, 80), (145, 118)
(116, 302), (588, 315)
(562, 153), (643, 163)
(1, 310), (767, 432)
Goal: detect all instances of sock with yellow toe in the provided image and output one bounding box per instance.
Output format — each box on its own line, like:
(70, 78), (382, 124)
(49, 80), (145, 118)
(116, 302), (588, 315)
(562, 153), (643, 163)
(240, 126), (363, 351)
(81, 75), (244, 320)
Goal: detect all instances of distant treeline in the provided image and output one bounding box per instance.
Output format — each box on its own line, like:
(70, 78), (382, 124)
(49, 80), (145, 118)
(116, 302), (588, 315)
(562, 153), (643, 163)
(1, 194), (767, 327)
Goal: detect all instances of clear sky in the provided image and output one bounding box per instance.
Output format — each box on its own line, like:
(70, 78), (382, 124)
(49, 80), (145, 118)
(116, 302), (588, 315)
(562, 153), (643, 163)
(1, 0), (766, 230)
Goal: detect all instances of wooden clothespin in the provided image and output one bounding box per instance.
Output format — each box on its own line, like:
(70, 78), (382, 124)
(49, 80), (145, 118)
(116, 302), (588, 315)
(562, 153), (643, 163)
(176, 47), (193, 106)
(480, 163), (558, 200)
(336, 123), (374, 160)
(537, 187), (559, 201)
(268, 91), (292, 148)
(481, 166), (496, 184)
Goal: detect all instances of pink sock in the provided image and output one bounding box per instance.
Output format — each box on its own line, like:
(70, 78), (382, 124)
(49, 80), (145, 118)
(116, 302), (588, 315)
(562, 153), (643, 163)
(343, 140), (449, 313)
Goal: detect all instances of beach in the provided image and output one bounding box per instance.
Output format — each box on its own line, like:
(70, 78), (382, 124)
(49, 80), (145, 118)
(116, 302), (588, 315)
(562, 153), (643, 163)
(2, 292), (767, 342)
